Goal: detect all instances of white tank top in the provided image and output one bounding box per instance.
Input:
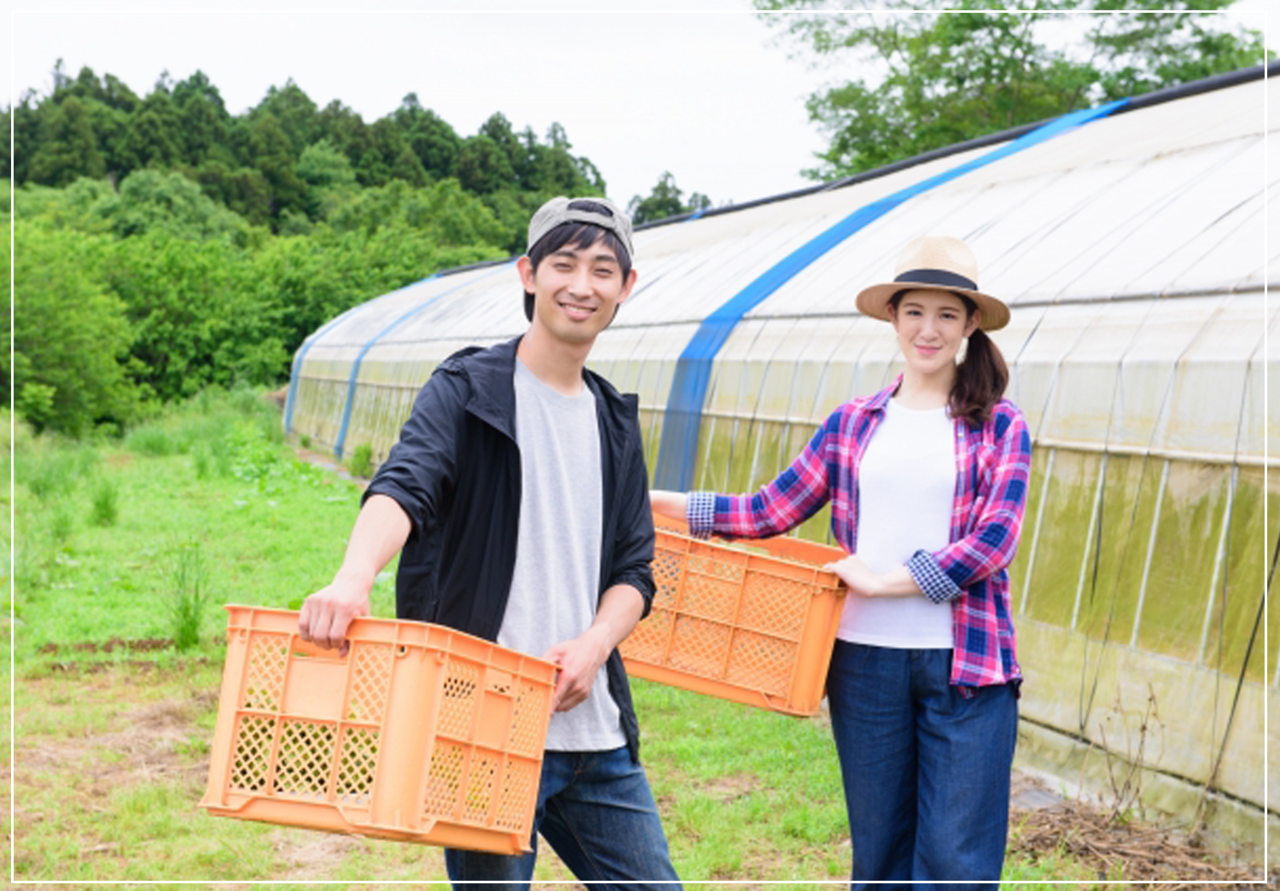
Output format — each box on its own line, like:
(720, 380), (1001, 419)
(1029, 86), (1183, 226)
(837, 398), (956, 648)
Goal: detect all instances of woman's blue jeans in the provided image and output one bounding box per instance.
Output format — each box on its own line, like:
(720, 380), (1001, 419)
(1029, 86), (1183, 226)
(444, 746), (681, 889)
(827, 641), (1018, 891)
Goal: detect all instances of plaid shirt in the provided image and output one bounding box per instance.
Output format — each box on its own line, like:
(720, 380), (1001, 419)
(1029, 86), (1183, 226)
(688, 377), (1031, 688)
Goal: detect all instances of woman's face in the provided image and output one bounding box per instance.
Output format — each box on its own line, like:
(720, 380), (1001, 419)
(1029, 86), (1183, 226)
(887, 289), (980, 379)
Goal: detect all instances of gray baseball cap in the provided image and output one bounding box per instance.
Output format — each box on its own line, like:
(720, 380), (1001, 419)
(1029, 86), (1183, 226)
(526, 196), (635, 262)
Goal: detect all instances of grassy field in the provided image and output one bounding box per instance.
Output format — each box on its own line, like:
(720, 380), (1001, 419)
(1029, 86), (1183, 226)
(0, 391), (1234, 886)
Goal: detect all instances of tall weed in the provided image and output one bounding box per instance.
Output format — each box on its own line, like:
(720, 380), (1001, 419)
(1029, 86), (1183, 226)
(125, 423), (179, 457)
(171, 542), (211, 651)
(347, 443), (374, 478)
(21, 447), (81, 499)
(47, 504), (74, 545)
(91, 478), (120, 526)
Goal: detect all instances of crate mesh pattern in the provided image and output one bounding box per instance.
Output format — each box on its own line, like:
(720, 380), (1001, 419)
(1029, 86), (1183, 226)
(202, 607), (556, 856)
(620, 525), (845, 715)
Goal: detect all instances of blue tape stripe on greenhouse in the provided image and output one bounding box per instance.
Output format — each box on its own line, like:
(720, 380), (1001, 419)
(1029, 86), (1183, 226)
(333, 262), (514, 458)
(284, 276), (440, 435)
(653, 99), (1129, 491)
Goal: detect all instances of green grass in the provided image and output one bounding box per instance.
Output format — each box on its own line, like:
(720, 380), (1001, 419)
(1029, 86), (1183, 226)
(12, 391), (394, 662)
(634, 681), (849, 879)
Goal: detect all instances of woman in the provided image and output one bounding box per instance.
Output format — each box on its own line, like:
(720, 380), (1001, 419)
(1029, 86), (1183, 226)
(651, 235), (1030, 888)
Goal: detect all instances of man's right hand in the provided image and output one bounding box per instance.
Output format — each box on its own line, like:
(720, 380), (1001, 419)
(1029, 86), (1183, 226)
(298, 575), (371, 655)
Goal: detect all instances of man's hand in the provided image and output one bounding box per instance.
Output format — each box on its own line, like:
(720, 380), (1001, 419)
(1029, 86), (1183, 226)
(543, 625), (613, 713)
(297, 494), (411, 655)
(298, 573), (372, 655)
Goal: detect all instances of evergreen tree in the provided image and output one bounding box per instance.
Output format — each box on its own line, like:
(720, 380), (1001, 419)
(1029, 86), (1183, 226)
(253, 80), (321, 156)
(9, 93), (43, 184)
(357, 118), (427, 188)
(28, 96), (106, 186)
(119, 88), (183, 173)
(248, 112), (309, 222)
(393, 93), (461, 180)
(628, 171), (710, 224)
(174, 71), (232, 166)
(317, 99), (372, 179)
(455, 133), (517, 194)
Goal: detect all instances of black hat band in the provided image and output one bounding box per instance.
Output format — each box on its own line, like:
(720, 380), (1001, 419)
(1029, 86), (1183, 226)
(894, 268), (977, 291)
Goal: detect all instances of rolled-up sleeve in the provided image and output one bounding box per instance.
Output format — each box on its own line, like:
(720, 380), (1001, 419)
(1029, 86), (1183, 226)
(362, 368), (468, 533)
(906, 406), (1032, 601)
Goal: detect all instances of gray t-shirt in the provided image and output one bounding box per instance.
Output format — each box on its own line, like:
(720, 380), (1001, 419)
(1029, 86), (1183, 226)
(497, 358), (626, 751)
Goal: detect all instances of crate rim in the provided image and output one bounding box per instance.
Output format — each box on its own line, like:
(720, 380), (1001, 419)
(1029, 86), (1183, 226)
(654, 523), (849, 590)
(220, 604), (561, 674)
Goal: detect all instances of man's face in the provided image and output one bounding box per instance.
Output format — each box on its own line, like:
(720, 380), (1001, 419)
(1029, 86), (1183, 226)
(518, 237), (638, 348)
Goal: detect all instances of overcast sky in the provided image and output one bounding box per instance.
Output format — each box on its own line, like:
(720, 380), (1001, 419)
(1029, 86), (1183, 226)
(5, 1), (1272, 211)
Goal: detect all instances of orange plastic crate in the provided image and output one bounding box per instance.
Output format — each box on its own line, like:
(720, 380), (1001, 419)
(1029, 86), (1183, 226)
(621, 517), (846, 716)
(200, 606), (556, 855)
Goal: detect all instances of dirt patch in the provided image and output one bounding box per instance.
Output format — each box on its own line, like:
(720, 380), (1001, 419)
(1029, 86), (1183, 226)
(39, 637), (174, 656)
(32, 657), (215, 677)
(1009, 799), (1267, 886)
(698, 772), (761, 803)
(269, 829), (366, 881)
(104, 452), (134, 468)
(16, 672), (215, 821)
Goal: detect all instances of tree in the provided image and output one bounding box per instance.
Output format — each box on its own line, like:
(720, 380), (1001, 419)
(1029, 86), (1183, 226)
(174, 71), (232, 166)
(8, 93), (45, 184)
(296, 138), (357, 218)
(93, 168), (251, 242)
(357, 118), (427, 188)
(27, 96), (106, 186)
(297, 138), (357, 190)
(628, 171), (711, 225)
(119, 88), (183, 172)
(13, 225), (143, 434)
(251, 80), (321, 156)
(755, 0), (1270, 179)
(191, 161), (273, 226)
(393, 94), (462, 180)
(455, 133), (517, 194)
(479, 112), (525, 180)
(248, 112), (310, 222)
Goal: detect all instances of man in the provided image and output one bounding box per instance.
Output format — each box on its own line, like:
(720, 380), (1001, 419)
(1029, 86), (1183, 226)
(298, 196), (681, 888)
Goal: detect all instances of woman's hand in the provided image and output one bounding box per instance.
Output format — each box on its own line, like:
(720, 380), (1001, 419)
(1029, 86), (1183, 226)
(824, 553), (884, 597)
(823, 556), (922, 598)
(649, 489), (688, 521)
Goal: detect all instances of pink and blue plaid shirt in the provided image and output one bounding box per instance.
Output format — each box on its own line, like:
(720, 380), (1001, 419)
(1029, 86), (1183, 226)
(688, 377), (1031, 688)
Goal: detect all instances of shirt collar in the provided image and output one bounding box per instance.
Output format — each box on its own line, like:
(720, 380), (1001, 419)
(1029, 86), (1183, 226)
(865, 374), (904, 413)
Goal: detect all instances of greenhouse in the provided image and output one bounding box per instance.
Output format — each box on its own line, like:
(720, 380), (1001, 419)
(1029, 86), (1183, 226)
(285, 62), (1277, 853)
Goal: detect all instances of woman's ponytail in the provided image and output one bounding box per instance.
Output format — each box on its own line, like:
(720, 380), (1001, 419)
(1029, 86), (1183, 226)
(950, 326), (1008, 426)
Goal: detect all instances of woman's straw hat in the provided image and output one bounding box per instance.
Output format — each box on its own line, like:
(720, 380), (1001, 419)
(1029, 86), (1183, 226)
(855, 235), (1010, 331)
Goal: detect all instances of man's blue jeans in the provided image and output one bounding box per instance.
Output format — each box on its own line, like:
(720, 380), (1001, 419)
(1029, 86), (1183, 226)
(826, 641), (1018, 891)
(444, 746), (681, 889)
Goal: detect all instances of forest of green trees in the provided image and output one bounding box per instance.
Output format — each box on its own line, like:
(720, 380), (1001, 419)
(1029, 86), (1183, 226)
(2, 65), (640, 437)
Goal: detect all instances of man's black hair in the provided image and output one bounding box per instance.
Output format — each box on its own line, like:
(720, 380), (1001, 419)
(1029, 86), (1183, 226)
(524, 199), (633, 322)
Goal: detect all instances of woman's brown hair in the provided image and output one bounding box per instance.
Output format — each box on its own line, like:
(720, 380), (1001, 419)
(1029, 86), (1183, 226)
(889, 291), (1009, 426)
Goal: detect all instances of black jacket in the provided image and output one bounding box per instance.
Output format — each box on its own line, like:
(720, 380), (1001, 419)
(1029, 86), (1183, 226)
(363, 336), (657, 761)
